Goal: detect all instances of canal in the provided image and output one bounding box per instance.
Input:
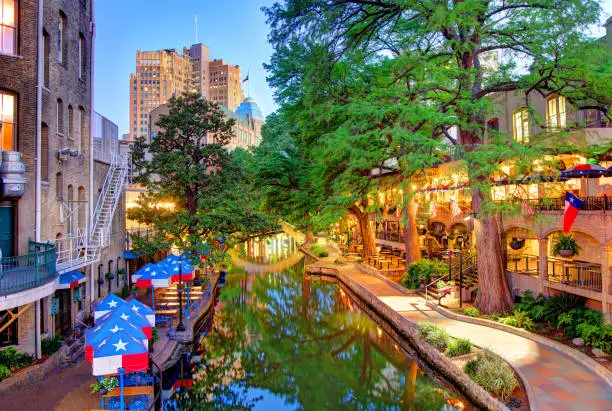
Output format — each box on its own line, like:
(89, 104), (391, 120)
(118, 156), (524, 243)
(163, 234), (467, 410)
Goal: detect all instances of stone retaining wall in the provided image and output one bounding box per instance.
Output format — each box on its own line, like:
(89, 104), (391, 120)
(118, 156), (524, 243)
(305, 264), (508, 411)
(0, 348), (62, 395)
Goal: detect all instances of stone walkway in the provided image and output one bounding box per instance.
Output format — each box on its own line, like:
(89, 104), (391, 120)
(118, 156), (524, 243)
(312, 241), (612, 411)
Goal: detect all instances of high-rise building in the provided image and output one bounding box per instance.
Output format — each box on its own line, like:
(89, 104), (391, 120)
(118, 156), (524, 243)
(128, 44), (245, 141)
(208, 59), (244, 112)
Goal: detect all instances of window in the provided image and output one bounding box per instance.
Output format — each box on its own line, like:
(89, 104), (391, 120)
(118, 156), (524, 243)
(513, 107), (529, 143)
(43, 30), (50, 86)
(57, 99), (64, 134)
(78, 33), (85, 79)
(68, 105), (73, 138)
(41, 123), (49, 181)
(56, 172), (63, 200)
(0, 0), (17, 55)
(0, 310), (18, 347)
(78, 186), (86, 227)
(79, 106), (86, 151)
(546, 95), (566, 129)
(58, 11), (67, 64)
(0, 91), (15, 150)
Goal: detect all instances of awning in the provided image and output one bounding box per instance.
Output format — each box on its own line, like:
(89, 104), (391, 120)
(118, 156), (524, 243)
(123, 250), (140, 260)
(58, 270), (86, 289)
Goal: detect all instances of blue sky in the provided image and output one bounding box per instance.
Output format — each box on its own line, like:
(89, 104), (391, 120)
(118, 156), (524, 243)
(94, 0), (612, 137)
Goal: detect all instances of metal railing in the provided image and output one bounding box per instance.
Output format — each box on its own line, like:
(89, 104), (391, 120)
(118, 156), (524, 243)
(0, 241), (57, 296)
(505, 196), (610, 211)
(375, 230), (405, 243)
(547, 257), (602, 292)
(506, 253), (539, 276)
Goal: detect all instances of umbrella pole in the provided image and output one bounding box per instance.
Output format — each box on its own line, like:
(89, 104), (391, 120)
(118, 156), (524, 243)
(119, 367), (125, 411)
(151, 285), (155, 309)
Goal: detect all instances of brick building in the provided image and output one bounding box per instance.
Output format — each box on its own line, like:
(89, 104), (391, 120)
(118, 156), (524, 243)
(0, 0), (127, 357)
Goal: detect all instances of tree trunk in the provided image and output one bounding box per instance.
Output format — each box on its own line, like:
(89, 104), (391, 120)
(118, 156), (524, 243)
(305, 231), (316, 245)
(471, 186), (514, 314)
(403, 198), (420, 267)
(350, 206), (376, 257)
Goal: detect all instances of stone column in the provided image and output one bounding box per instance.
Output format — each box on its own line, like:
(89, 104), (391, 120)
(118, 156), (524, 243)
(601, 244), (610, 322)
(34, 299), (41, 359)
(538, 238), (548, 295)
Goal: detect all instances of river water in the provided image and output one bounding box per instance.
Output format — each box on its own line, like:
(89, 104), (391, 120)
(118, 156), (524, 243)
(162, 235), (467, 410)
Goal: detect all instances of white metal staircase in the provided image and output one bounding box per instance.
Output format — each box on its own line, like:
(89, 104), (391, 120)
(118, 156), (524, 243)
(56, 153), (131, 274)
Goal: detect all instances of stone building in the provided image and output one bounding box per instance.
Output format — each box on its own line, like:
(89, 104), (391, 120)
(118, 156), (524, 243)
(0, 0), (127, 357)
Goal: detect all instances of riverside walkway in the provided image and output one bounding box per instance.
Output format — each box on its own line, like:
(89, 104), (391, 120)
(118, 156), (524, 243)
(308, 240), (612, 411)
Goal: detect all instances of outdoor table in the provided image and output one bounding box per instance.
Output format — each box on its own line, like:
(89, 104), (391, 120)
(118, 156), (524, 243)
(154, 309), (178, 315)
(103, 386), (154, 397)
(158, 296), (201, 301)
(378, 259), (391, 270)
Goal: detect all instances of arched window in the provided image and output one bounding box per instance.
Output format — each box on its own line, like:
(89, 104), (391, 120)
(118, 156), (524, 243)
(56, 172), (63, 200)
(0, 0), (17, 55)
(43, 30), (50, 87)
(107, 260), (114, 294)
(79, 106), (86, 152)
(41, 123), (49, 181)
(67, 185), (74, 234)
(55, 233), (63, 256)
(0, 91), (16, 151)
(513, 107), (529, 143)
(546, 94), (566, 129)
(57, 99), (64, 135)
(78, 186), (86, 227)
(58, 11), (67, 64)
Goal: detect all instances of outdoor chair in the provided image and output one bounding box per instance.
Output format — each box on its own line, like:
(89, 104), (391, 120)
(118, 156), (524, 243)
(128, 395), (147, 410)
(140, 375), (155, 384)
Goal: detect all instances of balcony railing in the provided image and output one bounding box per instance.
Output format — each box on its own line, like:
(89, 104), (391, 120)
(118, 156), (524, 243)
(506, 253), (539, 276)
(0, 241), (57, 296)
(375, 230), (405, 244)
(547, 257), (602, 292)
(498, 196), (611, 211)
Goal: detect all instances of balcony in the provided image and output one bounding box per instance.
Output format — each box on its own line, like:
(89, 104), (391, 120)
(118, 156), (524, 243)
(547, 257), (602, 292)
(0, 241), (57, 297)
(375, 230), (406, 244)
(519, 196), (611, 212)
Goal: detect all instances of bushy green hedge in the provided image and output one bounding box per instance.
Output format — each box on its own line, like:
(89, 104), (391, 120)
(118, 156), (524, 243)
(401, 259), (448, 290)
(41, 335), (62, 357)
(461, 307), (480, 317)
(0, 365), (11, 382)
(309, 244), (329, 258)
(0, 347), (35, 369)
(464, 351), (517, 400)
(418, 322), (450, 349)
(445, 338), (472, 357)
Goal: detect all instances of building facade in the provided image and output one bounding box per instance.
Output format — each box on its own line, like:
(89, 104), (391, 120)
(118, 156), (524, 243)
(0, 0), (127, 356)
(208, 59), (244, 111)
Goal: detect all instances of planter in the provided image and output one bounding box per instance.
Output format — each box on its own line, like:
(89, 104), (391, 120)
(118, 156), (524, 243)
(99, 388), (108, 395)
(558, 249), (575, 258)
(97, 279), (105, 285)
(509, 238), (525, 250)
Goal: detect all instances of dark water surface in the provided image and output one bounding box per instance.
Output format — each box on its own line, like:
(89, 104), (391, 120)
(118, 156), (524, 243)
(164, 244), (465, 410)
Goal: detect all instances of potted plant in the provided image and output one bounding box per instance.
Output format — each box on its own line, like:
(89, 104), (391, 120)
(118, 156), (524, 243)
(553, 234), (581, 258)
(509, 237), (525, 250)
(117, 268), (127, 281)
(461, 278), (477, 302)
(97, 278), (105, 286)
(105, 271), (115, 280)
(149, 327), (159, 352)
(90, 376), (118, 395)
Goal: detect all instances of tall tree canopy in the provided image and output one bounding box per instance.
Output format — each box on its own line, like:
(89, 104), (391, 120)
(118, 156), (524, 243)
(262, 0), (611, 313)
(130, 92), (276, 256)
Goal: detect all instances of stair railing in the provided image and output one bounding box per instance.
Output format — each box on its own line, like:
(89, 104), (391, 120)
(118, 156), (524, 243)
(424, 254), (477, 302)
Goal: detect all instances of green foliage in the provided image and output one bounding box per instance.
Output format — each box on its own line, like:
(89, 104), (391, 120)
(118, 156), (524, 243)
(576, 324), (612, 353)
(497, 311), (535, 331)
(355, 257), (363, 263)
(309, 244), (328, 258)
(0, 365), (11, 381)
(445, 339), (472, 358)
(544, 293), (586, 321)
(552, 235), (581, 256)
(41, 335), (62, 357)
(462, 307), (480, 318)
(463, 359), (480, 379)
(333, 258), (345, 265)
(91, 377), (118, 393)
(512, 290), (547, 321)
(468, 351), (518, 400)
(556, 312), (574, 330)
(436, 280), (446, 290)
(418, 322), (450, 350)
(0, 347), (35, 369)
(116, 285), (130, 299)
(403, 260), (448, 289)
(151, 327), (160, 345)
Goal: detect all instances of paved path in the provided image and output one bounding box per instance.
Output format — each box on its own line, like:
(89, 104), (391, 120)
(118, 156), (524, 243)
(313, 241), (612, 411)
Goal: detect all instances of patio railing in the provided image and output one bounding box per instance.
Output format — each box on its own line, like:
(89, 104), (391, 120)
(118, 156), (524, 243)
(506, 253), (539, 276)
(375, 230), (406, 244)
(547, 257), (602, 292)
(508, 196), (610, 211)
(0, 241), (57, 296)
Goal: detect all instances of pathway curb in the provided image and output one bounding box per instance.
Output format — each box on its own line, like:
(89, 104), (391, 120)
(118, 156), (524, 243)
(426, 301), (612, 389)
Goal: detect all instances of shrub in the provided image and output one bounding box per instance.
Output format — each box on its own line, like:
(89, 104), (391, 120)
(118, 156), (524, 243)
(0, 347), (35, 369)
(418, 322), (450, 349)
(465, 351), (517, 400)
(309, 244), (328, 258)
(462, 307), (480, 317)
(151, 327), (160, 345)
(544, 292), (586, 321)
(552, 234), (581, 257)
(41, 335), (62, 356)
(355, 257), (363, 263)
(436, 280), (446, 290)
(406, 259), (448, 285)
(400, 271), (421, 290)
(0, 365), (11, 382)
(333, 258), (345, 265)
(498, 311), (535, 331)
(445, 338), (472, 357)
(576, 323), (612, 353)
(556, 308), (602, 337)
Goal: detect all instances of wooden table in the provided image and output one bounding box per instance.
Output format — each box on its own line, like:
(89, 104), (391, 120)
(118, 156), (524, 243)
(103, 386), (154, 398)
(154, 309), (178, 315)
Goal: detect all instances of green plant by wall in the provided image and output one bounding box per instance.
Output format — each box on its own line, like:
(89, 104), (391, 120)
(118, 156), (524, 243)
(552, 234), (581, 256)
(462, 307), (480, 317)
(464, 351), (517, 400)
(497, 311), (535, 331)
(41, 335), (62, 356)
(309, 244), (329, 258)
(0, 365), (11, 382)
(0, 347), (35, 369)
(445, 338), (472, 357)
(418, 322), (450, 350)
(90, 376), (118, 394)
(151, 327), (160, 345)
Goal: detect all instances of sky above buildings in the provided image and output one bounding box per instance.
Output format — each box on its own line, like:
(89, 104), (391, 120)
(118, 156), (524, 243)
(94, 0), (612, 137)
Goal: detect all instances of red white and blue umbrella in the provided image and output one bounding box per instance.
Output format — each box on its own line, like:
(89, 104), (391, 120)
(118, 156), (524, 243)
(94, 294), (127, 321)
(131, 262), (157, 281)
(57, 270), (86, 289)
(107, 305), (153, 339)
(165, 253), (180, 263)
(126, 299), (155, 327)
(561, 164), (608, 178)
(91, 330), (149, 376)
(162, 260), (195, 282)
(136, 264), (173, 288)
(85, 312), (148, 363)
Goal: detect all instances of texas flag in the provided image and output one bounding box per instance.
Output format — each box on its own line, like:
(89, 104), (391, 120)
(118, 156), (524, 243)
(564, 192), (583, 233)
(242, 75), (249, 83)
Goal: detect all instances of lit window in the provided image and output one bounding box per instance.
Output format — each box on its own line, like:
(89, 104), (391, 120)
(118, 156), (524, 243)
(0, 91), (16, 150)
(0, 0), (17, 55)
(546, 95), (566, 129)
(513, 107), (529, 143)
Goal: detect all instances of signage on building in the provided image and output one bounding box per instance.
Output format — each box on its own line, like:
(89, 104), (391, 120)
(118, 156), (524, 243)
(50, 297), (59, 315)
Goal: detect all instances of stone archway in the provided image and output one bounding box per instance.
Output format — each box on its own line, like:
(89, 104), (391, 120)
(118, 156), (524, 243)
(504, 226), (538, 275)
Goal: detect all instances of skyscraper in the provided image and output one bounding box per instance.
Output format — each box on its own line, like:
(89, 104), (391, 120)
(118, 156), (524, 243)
(128, 44), (245, 141)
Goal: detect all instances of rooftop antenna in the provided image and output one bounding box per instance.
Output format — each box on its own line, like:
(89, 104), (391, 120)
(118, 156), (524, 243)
(195, 13), (199, 44)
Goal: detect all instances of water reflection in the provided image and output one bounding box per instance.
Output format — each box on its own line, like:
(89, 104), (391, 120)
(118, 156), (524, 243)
(233, 233), (304, 274)
(169, 264), (459, 410)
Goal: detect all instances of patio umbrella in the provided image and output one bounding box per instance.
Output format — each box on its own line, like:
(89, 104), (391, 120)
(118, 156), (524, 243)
(561, 163), (608, 178)
(85, 312), (148, 362)
(126, 299), (155, 327)
(57, 270), (86, 289)
(91, 329), (149, 376)
(165, 253), (180, 263)
(131, 262), (157, 282)
(106, 305), (153, 339)
(94, 294), (127, 321)
(136, 264), (173, 307)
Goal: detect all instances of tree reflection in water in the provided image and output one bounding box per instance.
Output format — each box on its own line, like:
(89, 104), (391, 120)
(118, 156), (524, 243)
(177, 266), (455, 410)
